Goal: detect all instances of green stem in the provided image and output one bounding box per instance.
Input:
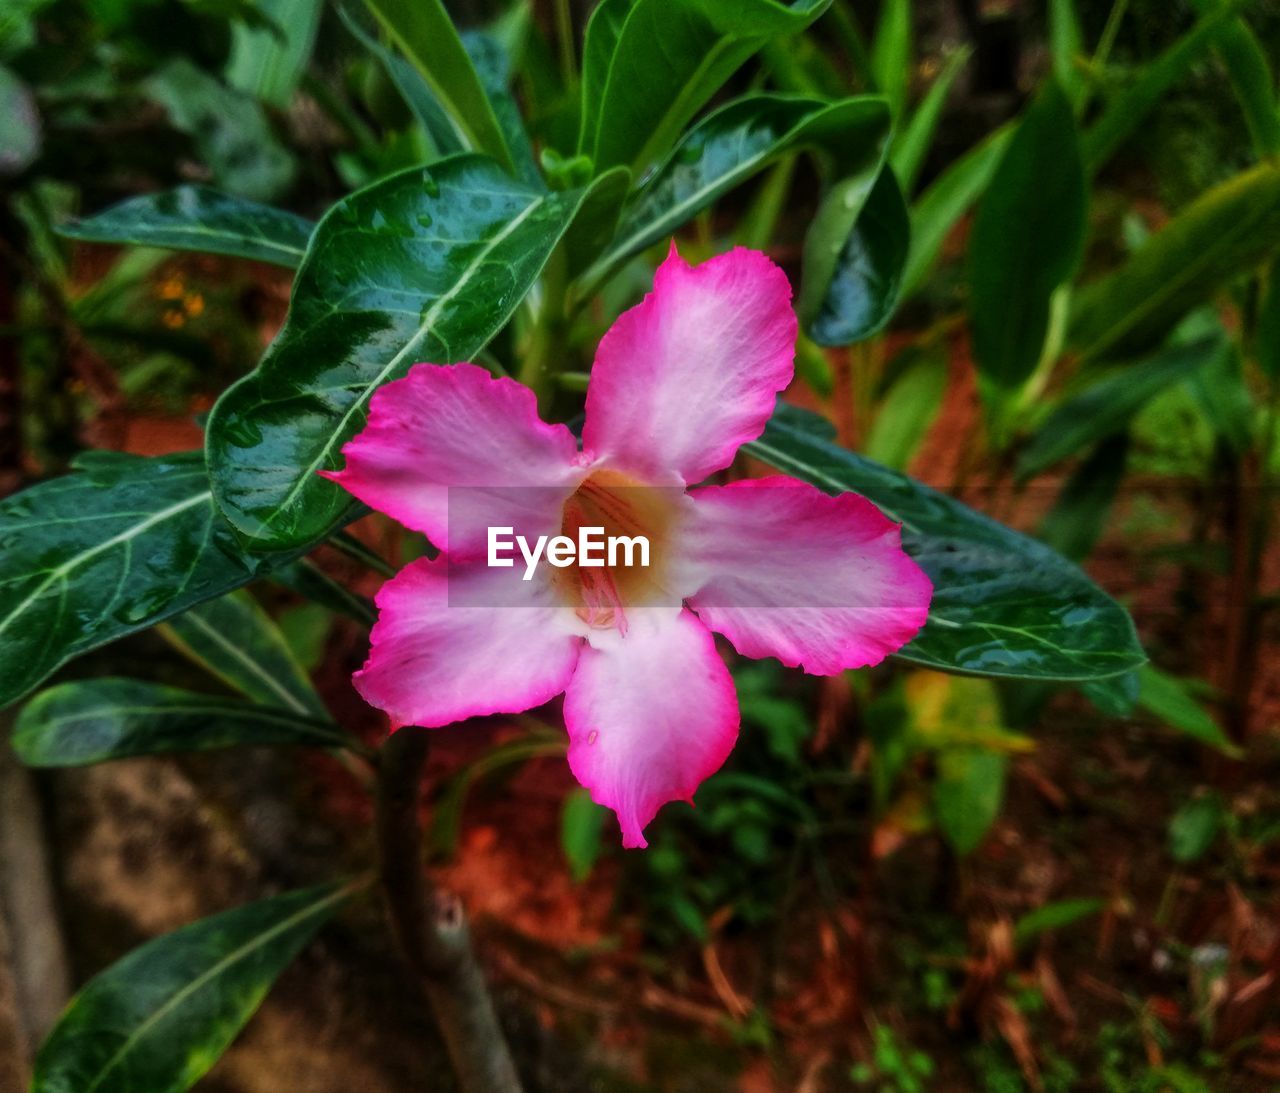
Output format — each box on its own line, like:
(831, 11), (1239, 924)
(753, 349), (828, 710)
(554, 0), (578, 92)
(517, 249), (570, 411)
(376, 728), (523, 1093)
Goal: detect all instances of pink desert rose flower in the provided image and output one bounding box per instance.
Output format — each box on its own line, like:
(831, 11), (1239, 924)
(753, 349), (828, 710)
(322, 244), (932, 847)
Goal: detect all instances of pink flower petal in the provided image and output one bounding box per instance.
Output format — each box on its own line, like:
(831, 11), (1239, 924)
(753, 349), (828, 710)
(355, 557), (582, 728)
(680, 478), (932, 674)
(582, 245), (797, 486)
(563, 610), (739, 848)
(322, 362), (583, 557)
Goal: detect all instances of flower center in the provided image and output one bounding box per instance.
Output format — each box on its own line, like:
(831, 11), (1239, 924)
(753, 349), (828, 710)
(556, 468), (679, 630)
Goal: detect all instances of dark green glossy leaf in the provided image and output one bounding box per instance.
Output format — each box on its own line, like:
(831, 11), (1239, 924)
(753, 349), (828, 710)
(1081, 2), (1242, 173)
(144, 59), (294, 203)
(363, 0), (513, 170)
(1069, 163), (1280, 360)
(0, 453), (314, 710)
(804, 166), (910, 346)
(579, 93), (889, 297)
(1018, 335), (1225, 480)
(462, 29), (540, 188)
(969, 79), (1086, 389)
(901, 125), (1011, 296)
(744, 403), (1146, 681)
(58, 186), (314, 268)
(32, 883), (358, 1093)
(13, 679), (352, 766)
(160, 590), (326, 717)
(578, 0), (830, 172)
(206, 156), (607, 550)
(934, 748), (1006, 855)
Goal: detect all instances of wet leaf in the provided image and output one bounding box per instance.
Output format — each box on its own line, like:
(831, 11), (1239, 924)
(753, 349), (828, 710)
(32, 883), (358, 1093)
(745, 403), (1146, 681)
(0, 453), (317, 710)
(206, 156), (609, 551)
(59, 186), (314, 268)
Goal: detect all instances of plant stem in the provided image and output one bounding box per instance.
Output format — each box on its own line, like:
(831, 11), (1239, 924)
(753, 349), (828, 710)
(375, 727), (523, 1093)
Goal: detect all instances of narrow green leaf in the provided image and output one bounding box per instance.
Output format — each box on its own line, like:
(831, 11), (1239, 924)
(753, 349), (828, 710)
(889, 45), (970, 194)
(1048, 0), (1085, 110)
(206, 156), (611, 550)
(577, 93), (889, 298)
(363, 0), (513, 170)
(1081, 2), (1242, 173)
(1189, 3), (1280, 158)
(934, 748), (1007, 855)
(1138, 665), (1237, 754)
(1037, 433), (1129, 562)
(901, 125), (1012, 297)
(1257, 259), (1280, 381)
(225, 0), (323, 108)
(58, 187), (314, 268)
(13, 679), (352, 767)
(804, 166), (910, 346)
(1018, 335), (1225, 479)
(32, 883), (359, 1093)
(864, 349), (948, 471)
(462, 29), (541, 188)
(579, 0), (830, 172)
(160, 590), (326, 718)
(969, 79), (1086, 390)
(561, 787), (607, 883)
(144, 59), (294, 203)
(0, 453), (315, 710)
(1069, 162), (1280, 360)
(1168, 794), (1225, 863)
(744, 404), (1146, 681)
(869, 0), (911, 119)
(1014, 897), (1103, 945)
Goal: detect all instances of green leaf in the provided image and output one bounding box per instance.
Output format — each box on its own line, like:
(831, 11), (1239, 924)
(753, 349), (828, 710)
(32, 882), (358, 1093)
(1037, 433), (1129, 562)
(1069, 162), (1280, 360)
(159, 590), (326, 718)
(933, 748), (1007, 855)
(463, 29), (541, 188)
(803, 166), (910, 346)
(1258, 260), (1280, 381)
(206, 156), (608, 550)
(1018, 335), (1225, 480)
(0, 452), (315, 710)
(144, 59), (295, 203)
(1014, 897), (1103, 945)
(225, 0), (323, 108)
(744, 403), (1146, 681)
(0, 63), (39, 176)
(1168, 794), (1224, 863)
(901, 125), (1011, 296)
(576, 93), (889, 298)
(1048, 0), (1085, 110)
(13, 679), (352, 767)
(561, 787), (607, 883)
(1137, 665), (1237, 754)
(58, 187), (314, 268)
(968, 79), (1086, 390)
(869, 0), (911, 119)
(270, 558), (376, 626)
(889, 45), (970, 194)
(578, 0), (830, 172)
(1080, 2), (1242, 173)
(1197, 8), (1280, 157)
(362, 0), (513, 171)
(864, 348), (948, 471)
